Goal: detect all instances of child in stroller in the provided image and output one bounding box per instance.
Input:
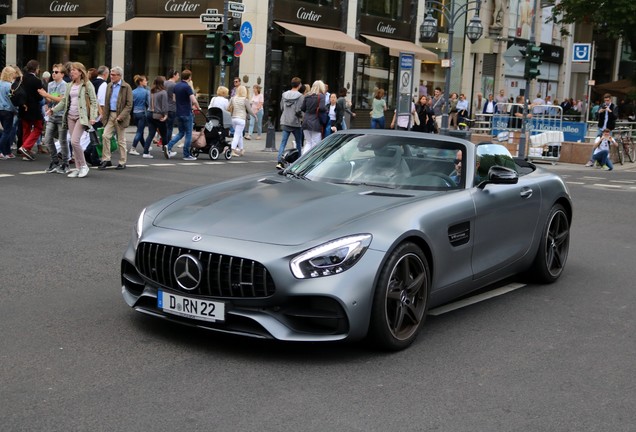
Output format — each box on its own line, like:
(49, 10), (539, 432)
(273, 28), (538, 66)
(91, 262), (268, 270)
(190, 107), (233, 160)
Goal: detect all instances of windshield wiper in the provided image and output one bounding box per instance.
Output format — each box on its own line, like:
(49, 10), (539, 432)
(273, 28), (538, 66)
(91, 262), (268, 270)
(346, 181), (397, 189)
(282, 168), (307, 180)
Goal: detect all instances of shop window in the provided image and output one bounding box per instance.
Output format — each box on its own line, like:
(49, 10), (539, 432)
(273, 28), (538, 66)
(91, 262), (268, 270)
(360, 0), (404, 20)
(355, 45), (394, 109)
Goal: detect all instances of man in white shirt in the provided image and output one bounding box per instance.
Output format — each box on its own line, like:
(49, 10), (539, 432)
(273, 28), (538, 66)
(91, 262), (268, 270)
(532, 93), (546, 115)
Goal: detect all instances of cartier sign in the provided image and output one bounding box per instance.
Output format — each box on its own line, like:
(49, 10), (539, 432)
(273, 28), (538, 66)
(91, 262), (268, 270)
(360, 15), (410, 40)
(274, 0), (340, 29)
(25, 0), (105, 16)
(135, 0), (220, 17)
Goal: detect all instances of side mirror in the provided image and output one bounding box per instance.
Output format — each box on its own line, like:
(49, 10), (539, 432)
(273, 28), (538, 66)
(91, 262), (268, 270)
(477, 166), (518, 189)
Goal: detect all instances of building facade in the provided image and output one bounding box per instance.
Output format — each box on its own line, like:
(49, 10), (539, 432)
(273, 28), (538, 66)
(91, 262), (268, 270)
(0, 0), (627, 126)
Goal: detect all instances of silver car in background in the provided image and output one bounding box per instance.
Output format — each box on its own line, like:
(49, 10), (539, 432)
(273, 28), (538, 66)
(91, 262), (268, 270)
(121, 130), (572, 350)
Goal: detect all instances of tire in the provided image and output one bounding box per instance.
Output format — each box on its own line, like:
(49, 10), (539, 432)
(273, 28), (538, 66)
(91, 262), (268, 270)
(209, 147), (220, 160)
(224, 148), (233, 160)
(616, 141), (624, 165)
(528, 204), (570, 283)
(367, 242), (430, 351)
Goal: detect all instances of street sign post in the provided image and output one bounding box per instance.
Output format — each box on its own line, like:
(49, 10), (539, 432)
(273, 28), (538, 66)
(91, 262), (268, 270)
(396, 52), (414, 129)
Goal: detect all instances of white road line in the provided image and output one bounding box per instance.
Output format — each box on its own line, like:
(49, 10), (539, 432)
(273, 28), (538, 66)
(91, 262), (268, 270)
(593, 184), (622, 188)
(427, 282), (527, 316)
(125, 164), (147, 168)
(566, 181), (586, 185)
(181, 163), (202, 166)
(203, 162), (225, 165)
(0, 174), (14, 178)
(610, 180), (636, 184)
(20, 171), (46, 175)
(581, 176), (606, 180)
(150, 163), (176, 167)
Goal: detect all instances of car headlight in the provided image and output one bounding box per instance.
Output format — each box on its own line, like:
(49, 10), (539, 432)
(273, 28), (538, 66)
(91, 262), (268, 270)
(290, 234), (372, 279)
(134, 208), (147, 244)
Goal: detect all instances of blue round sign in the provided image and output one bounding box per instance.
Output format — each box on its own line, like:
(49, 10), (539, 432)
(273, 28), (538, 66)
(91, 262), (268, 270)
(240, 21), (253, 44)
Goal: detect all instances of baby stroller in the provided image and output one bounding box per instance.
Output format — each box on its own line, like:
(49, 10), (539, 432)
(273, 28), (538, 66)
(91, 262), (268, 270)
(191, 107), (232, 160)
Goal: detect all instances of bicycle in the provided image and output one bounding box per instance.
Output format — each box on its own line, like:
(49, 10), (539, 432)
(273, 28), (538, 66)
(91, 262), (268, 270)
(615, 130), (635, 163)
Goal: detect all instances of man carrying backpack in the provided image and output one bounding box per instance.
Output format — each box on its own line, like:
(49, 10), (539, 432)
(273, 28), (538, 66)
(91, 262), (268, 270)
(17, 60), (44, 161)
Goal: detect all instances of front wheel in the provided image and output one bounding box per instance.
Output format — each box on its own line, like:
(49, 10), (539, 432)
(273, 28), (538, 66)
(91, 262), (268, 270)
(209, 147), (220, 160)
(528, 204), (570, 283)
(224, 148), (233, 160)
(367, 242), (430, 351)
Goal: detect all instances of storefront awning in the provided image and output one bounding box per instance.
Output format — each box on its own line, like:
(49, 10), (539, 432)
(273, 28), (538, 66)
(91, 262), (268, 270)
(361, 34), (438, 62)
(110, 18), (207, 32)
(276, 21), (370, 56)
(0, 17), (103, 36)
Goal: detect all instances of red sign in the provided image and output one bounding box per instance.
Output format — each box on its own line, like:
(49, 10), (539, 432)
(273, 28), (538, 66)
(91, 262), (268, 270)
(234, 41), (244, 57)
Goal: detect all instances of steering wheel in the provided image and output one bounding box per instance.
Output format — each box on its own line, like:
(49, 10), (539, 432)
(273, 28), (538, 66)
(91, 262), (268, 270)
(428, 171), (457, 187)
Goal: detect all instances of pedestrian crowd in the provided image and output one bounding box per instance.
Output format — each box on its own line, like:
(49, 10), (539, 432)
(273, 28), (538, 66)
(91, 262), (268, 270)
(275, 77), (355, 169)
(0, 61), (268, 176)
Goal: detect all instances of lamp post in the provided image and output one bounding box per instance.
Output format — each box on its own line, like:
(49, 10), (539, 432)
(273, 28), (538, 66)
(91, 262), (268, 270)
(420, 0), (484, 135)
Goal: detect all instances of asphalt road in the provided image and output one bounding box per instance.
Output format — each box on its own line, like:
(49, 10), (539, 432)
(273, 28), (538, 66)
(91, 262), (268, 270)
(1, 151), (635, 431)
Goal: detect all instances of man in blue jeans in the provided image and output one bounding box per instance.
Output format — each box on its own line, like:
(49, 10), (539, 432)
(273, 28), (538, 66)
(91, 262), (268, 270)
(164, 69), (201, 161)
(276, 77), (303, 169)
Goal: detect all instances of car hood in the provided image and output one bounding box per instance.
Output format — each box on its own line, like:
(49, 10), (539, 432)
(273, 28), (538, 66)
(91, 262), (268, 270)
(152, 174), (432, 246)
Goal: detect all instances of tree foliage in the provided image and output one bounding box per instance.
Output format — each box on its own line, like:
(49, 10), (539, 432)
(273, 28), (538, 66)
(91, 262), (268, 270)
(551, 0), (636, 55)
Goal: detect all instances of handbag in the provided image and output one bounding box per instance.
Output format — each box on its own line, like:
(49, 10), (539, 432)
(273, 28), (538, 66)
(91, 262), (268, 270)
(191, 129), (207, 149)
(412, 111), (420, 126)
(150, 93), (163, 120)
(317, 94), (329, 126)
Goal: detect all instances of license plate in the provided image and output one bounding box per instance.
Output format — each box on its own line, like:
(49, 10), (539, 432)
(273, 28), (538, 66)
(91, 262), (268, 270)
(158, 290), (225, 323)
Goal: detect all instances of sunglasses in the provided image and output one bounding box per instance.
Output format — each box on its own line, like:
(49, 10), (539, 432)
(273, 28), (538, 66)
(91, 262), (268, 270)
(52, 71), (60, 74)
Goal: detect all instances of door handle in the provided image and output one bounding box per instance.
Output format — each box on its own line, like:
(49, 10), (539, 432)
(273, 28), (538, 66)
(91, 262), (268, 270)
(520, 187), (533, 199)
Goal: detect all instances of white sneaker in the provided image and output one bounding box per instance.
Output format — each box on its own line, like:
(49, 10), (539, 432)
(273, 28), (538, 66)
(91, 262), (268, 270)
(183, 156), (197, 161)
(129, 148), (140, 156)
(67, 169), (80, 178)
(168, 151), (177, 158)
(143, 153), (154, 159)
(78, 165), (89, 178)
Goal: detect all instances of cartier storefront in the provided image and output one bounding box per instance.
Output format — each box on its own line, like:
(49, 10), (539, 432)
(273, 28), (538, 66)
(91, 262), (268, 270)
(0, 0), (108, 69)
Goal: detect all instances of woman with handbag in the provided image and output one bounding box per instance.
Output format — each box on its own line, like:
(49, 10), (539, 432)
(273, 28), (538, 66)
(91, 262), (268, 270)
(228, 85), (255, 157)
(142, 76), (169, 158)
(300, 80), (327, 154)
(49, 62), (98, 178)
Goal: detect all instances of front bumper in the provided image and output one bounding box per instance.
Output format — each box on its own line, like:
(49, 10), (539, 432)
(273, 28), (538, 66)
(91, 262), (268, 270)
(120, 229), (385, 342)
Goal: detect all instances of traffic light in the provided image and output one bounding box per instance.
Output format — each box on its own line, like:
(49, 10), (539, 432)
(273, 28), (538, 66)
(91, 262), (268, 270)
(221, 33), (235, 65)
(524, 44), (543, 81)
(205, 32), (220, 62)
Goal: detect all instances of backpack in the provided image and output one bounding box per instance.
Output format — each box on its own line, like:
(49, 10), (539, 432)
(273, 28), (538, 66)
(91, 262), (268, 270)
(10, 80), (27, 108)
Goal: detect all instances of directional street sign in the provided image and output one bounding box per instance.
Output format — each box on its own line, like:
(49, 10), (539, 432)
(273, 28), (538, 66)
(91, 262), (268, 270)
(228, 1), (246, 13)
(200, 14), (223, 25)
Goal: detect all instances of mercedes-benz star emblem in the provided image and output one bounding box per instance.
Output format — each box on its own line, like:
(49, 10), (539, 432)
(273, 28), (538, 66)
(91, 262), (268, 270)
(174, 254), (202, 291)
(192, 235), (202, 242)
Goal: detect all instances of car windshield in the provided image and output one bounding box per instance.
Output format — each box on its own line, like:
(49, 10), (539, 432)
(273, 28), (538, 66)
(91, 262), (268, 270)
(288, 133), (466, 190)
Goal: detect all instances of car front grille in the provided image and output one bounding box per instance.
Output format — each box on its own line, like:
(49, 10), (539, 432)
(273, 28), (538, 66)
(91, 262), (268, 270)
(135, 242), (276, 298)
